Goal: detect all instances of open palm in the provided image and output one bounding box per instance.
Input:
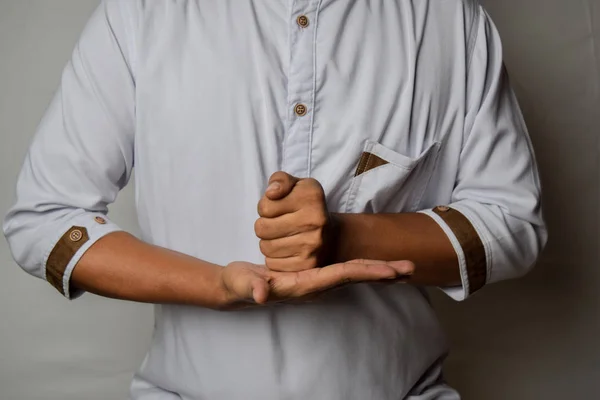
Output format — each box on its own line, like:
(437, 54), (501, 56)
(220, 259), (414, 309)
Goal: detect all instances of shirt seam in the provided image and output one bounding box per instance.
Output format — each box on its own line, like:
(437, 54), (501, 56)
(307, 0), (323, 177)
(281, 0), (297, 171)
(466, 5), (482, 77)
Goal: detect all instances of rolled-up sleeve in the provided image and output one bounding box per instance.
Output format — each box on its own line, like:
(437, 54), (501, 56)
(420, 8), (547, 301)
(2, 1), (136, 299)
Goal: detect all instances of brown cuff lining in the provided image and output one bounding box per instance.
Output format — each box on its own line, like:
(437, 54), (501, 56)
(433, 206), (487, 295)
(46, 226), (89, 295)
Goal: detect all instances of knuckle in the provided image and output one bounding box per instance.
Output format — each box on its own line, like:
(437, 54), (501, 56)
(259, 240), (271, 255)
(270, 171), (288, 182)
(300, 233), (321, 252)
(257, 199), (271, 217)
(301, 212), (326, 230)
(254, 218), (269, 237)
(265, 257), (276, 270)
(299, 245), (313, 259)
(304, 258), (319, 269)
(312, 213), (328, 228)
(305, 178), (321, 188)
(307, 187), (324, 202)
(309, 231), (323, 249)
(298, 179), (323, 200)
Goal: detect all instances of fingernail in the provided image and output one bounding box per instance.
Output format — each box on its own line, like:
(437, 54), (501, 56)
(267, 182), (281, 192)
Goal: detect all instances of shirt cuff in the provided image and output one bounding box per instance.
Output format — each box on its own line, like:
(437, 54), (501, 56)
(419, 205), (488, 301)
(42, 213), (122, 299)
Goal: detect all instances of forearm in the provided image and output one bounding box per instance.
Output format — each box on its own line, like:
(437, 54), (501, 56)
(71, 231), (228, 309)
(331, 213), (461, 287)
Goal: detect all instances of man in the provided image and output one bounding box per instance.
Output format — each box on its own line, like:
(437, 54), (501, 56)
(3, 0), (546, 399)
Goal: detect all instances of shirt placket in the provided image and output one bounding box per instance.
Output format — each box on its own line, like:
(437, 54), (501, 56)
(282, 0), (321, 177)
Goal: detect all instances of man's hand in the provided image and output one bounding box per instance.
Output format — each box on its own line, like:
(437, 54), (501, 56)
(255, 172), (333, 272)
(219, 259), (414, 310)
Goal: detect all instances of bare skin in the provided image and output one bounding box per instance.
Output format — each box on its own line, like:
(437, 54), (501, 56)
(256, 172), (461, 287)
(72, 171), (459, 310)
(71, 231), (414, 310)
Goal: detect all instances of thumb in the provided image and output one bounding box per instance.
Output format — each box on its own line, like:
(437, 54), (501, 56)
(265, 171), (300, 200)
(250, 277), (270, 305)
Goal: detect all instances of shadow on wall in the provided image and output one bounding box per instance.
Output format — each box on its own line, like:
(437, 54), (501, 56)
(432, 1), (600, 399)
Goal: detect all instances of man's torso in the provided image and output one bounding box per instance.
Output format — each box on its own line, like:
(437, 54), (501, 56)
(124, 1), (478, 398)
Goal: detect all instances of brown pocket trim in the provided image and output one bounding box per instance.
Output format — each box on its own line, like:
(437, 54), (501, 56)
(46, 226), (89, 295)
(355, 152), (389, 176)
(433, 206), (487, 295)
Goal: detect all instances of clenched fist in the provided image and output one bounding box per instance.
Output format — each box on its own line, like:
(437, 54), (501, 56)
(255, 172), (335, 272)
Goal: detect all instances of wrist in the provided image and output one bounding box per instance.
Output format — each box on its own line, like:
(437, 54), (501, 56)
(214, 266), (236, 310)
(324, 212), (343, 265)
(182, 262), (233, 310)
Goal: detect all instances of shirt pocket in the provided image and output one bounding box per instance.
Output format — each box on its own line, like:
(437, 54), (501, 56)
(343, 140), (441, 214)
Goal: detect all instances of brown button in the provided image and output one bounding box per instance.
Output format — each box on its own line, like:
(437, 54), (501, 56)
(69, 229), (83, 242)
(297, 15), (309, 28)
(94, 216), (107, 225)
(435, 206), (451, 213)
(294, 103), (308, 117)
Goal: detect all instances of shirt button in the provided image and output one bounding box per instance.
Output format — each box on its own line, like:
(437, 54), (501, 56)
(69, 229), (83, 242)
(94, 216), (107, 225)
(436, 206), (451, 212)
(297, 15), (309, 28)
(294, 103), (308, 117)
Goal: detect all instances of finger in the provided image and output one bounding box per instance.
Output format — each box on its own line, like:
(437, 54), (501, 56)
(384, 260), (415, 276)
(257, 195), (299, 218)
(251, 277), (270, 305)
(265, 171), (300, 200)
(259, 231), (322, 259)
(291, 261), (402, 297)
(349, 259), (415, 276)
(266, 256), (318, 272)
(254, 213), (308, 240)
(260, 236), (302, 259)
(259, 178), (326, 218)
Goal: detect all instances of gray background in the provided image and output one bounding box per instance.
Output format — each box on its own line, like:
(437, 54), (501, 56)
(0, 1), (597, 399)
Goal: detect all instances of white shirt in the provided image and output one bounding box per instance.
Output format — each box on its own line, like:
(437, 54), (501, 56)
(3, 1), (546, 399)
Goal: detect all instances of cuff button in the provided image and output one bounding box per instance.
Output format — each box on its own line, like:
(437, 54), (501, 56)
(435, 206), (450, 212)
(69, 229), (83, 242)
